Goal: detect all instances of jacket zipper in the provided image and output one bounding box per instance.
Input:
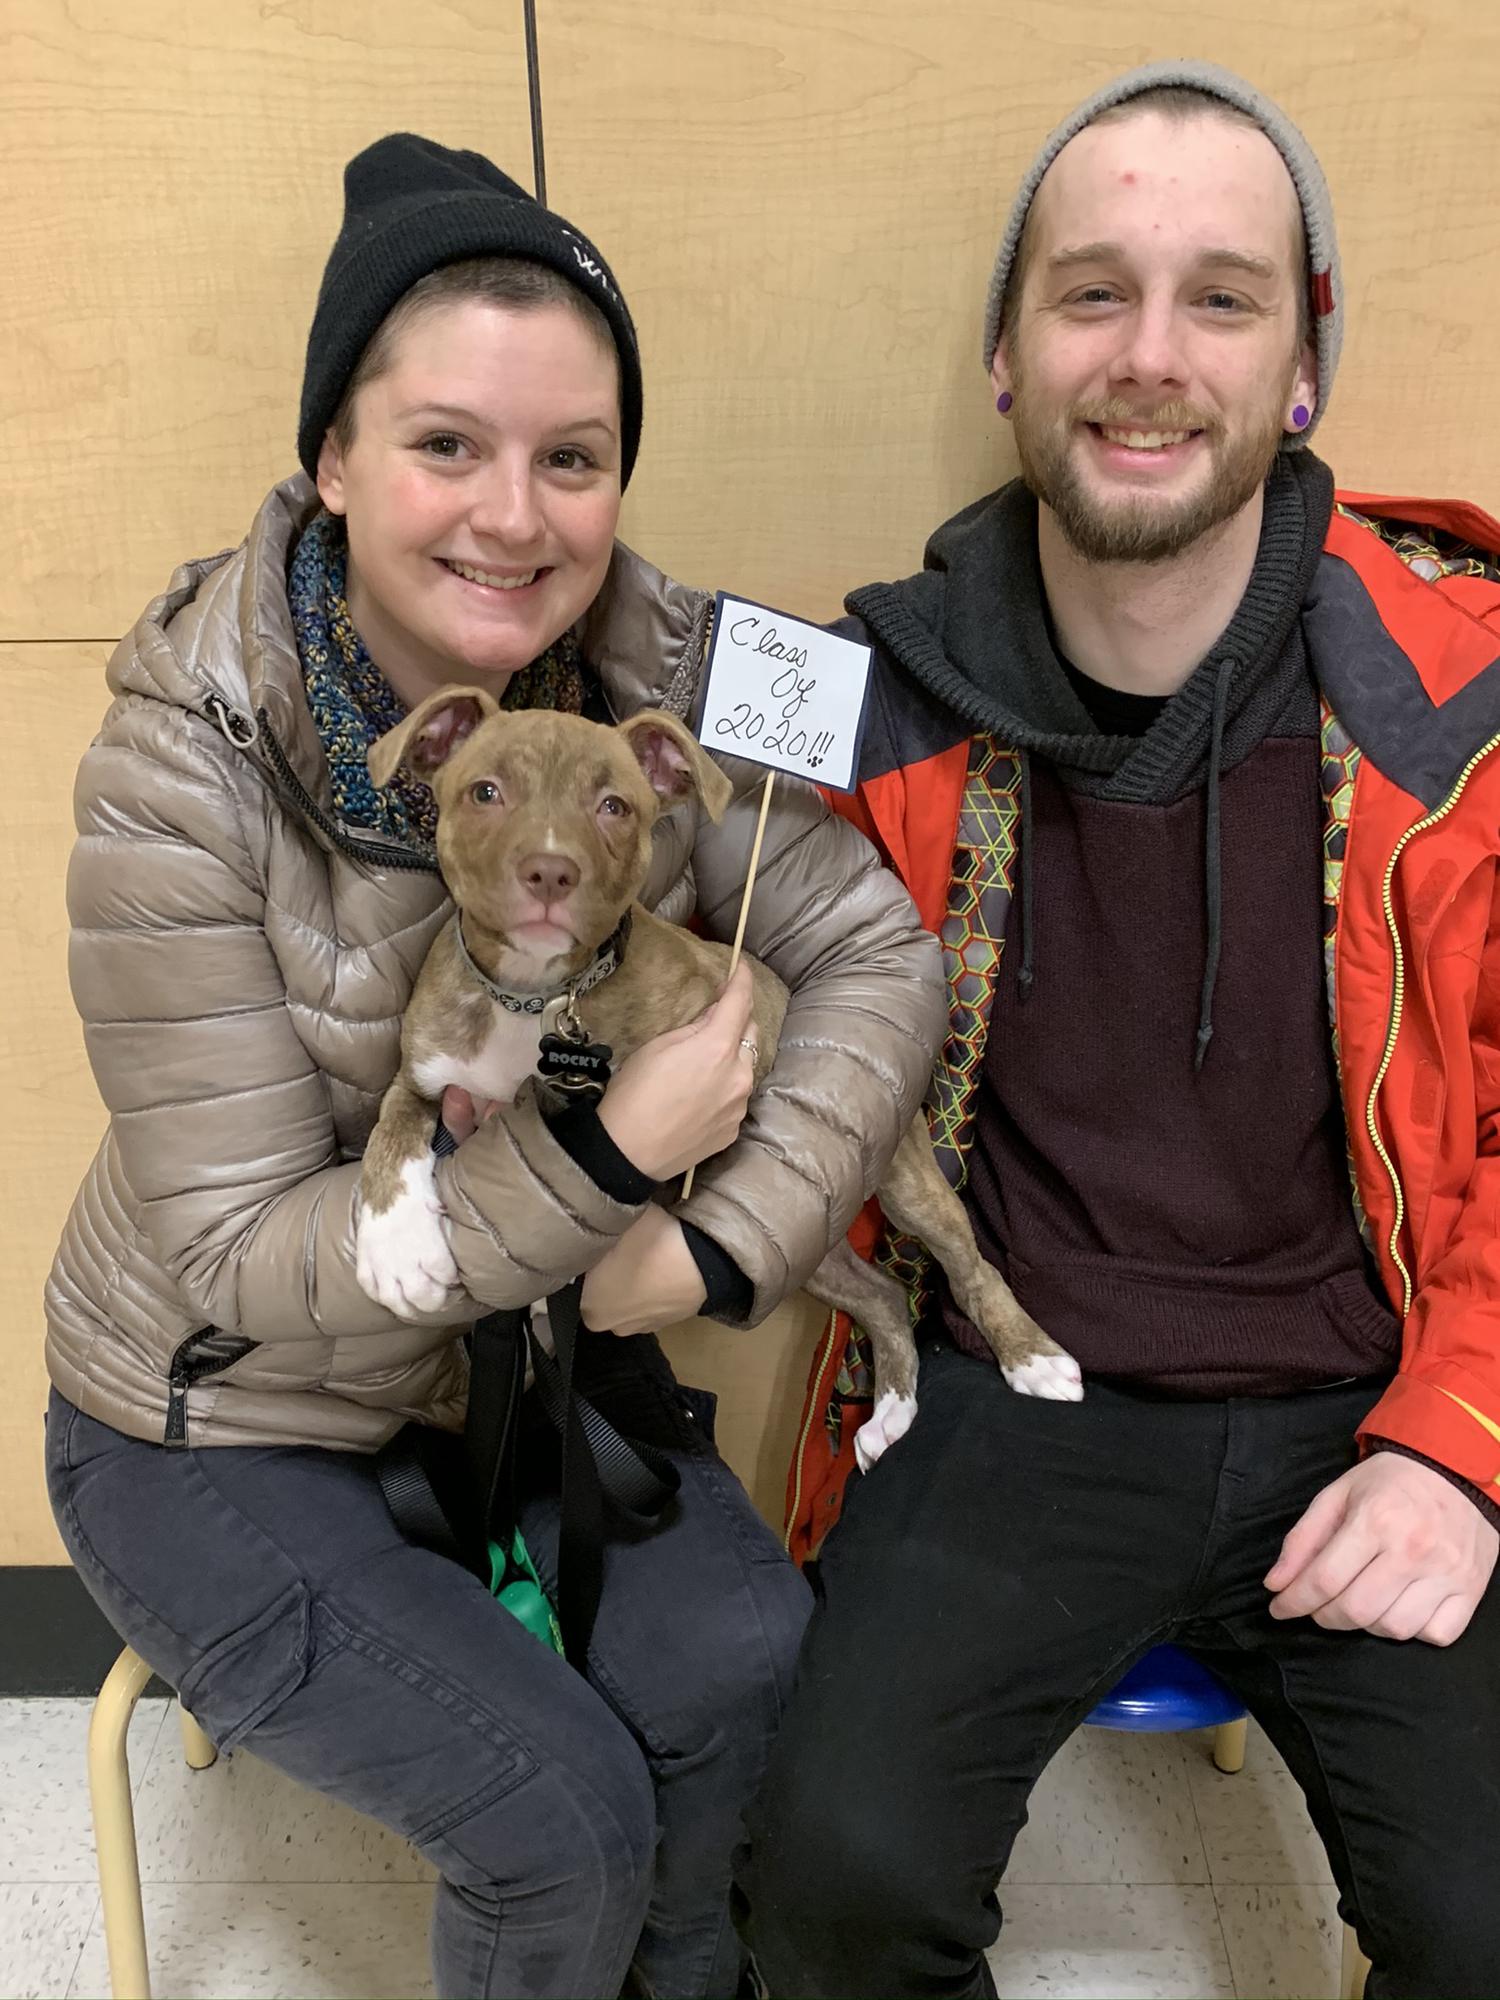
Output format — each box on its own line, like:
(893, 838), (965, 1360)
(784, 1306), (843, 1552)
(201, 694), (440, 876)
(1365, 730), (1500, 1316)
(164, 1328), (260, 1446)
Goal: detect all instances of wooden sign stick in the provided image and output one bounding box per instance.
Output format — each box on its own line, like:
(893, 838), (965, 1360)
(681, 768), (776, 1200)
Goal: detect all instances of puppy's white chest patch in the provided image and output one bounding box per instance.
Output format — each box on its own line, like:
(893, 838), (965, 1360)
(410, 1005), (547, 1106)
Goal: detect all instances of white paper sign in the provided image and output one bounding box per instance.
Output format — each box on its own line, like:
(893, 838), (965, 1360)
(697, 593), (873, 793)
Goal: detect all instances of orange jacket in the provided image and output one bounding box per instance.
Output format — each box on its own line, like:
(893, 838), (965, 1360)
(787, 493), (1500, 1562)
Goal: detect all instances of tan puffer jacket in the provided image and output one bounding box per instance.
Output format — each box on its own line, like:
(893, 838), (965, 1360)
(45, 478), (944, 1452)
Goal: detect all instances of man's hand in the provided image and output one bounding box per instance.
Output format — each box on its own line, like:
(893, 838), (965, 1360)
(1265, 1451), (1499, 1645)
(580, 1205), (708, 1337)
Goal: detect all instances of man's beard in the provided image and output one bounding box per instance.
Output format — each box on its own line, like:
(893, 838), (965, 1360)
(1010, 382), (1292, 565)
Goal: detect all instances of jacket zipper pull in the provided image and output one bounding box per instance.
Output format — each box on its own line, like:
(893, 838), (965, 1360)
(203, 694), (260, 749)
(165, 1362), (190, 1446)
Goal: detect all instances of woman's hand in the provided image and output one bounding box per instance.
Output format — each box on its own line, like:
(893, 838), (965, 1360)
(596, 962), (759, 1181)
(443, 958), (757, 1181)
(441, 1087), (496, 1144)
(580, 1206), (708, 1335)
(443, 1081), (714, 1333)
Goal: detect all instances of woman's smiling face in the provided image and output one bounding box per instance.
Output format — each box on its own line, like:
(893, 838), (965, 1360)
(316, 296), (622, 708)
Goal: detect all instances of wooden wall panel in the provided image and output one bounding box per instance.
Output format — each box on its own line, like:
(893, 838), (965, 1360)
(5, 0), (1498, 1562)
(0, 645), (115, 1563)
(660, 1295), (829, 1531)
(548, 0), (1500, 622)
(0, 0), (532, 640)
(1, 0), (533, 1558)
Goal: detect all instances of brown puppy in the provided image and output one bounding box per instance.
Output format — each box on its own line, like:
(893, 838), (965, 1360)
(356, 687), (1080, 1470)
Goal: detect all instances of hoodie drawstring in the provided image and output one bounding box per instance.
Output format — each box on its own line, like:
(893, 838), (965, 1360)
(1017, 748), (1036, 999)
(1011, 655), (1229, 1065)
(1194, 656), (1233, 1070)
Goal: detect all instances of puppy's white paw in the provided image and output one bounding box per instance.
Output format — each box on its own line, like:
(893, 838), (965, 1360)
(1004, 1350), (1084, 1401)
(855, 1388), (918, 1472)
(357, 1160), (459, 1319)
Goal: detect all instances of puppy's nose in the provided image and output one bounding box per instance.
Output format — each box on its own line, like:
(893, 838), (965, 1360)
(517, 852), (579, 905)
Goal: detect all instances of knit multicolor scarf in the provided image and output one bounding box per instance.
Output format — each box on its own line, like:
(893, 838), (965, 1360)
(289, 511), (585, 848)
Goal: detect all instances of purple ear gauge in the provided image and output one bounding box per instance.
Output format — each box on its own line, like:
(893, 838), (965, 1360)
(996, 391), (1014, 415)
(1291, 403), (1311, 430)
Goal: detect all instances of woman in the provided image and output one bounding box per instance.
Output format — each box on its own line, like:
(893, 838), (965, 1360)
(43, 134), (943, 1999)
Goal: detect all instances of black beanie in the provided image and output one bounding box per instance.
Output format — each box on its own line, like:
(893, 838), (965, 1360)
(297, 133), (643, 487)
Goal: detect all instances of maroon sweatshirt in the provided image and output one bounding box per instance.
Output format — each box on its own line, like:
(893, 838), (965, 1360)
(931, 456), (1399, 1394)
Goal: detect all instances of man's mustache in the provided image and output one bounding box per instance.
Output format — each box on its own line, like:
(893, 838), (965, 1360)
(1069, 400), (1220, 437)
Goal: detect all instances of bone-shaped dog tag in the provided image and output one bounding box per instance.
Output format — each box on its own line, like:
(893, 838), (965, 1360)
(538, 1033), (613, 1104)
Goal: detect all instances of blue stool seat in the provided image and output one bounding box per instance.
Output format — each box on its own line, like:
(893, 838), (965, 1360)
(1079, 1647), (1368, 1995)
(1087, 1644), (1245, 1732)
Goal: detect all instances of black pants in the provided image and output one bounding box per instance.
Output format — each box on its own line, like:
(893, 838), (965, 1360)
(735, 1341), (1500, 1999)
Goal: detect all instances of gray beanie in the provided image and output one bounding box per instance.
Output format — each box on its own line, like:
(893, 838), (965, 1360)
(981, 60), (1341, 447)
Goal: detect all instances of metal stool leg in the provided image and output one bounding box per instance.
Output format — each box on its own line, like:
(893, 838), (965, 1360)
(88, 1647), (155, 2000)
(178, 1704), (217, 1771)
(1341, 1923), (1370, 2000)
(1211, 1714), (1248, 1774)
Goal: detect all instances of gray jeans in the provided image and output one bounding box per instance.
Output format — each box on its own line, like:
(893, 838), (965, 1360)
(46, 1338), (810, 2000)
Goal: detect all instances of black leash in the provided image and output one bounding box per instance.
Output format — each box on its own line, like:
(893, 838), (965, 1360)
(376, 1303), (526, 1585)
(378, 1120), (679, 1669)
(378, 991), (680, 1667)
(525, 1278), (679, 1667)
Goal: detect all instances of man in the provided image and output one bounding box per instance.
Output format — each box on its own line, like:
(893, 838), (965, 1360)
(737, 60), (1500, 1999)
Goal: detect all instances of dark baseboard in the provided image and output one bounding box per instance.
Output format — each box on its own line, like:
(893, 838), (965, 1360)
(1, 1566), (169, 1697)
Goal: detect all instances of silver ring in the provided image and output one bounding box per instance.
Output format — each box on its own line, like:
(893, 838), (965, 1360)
(738, 1038), (759, 1060)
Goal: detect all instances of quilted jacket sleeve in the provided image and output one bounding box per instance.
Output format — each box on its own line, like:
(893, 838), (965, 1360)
(672, 760), (946, 1321)
(68, 702), (647, 1344)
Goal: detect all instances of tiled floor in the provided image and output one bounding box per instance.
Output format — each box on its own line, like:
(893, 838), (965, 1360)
(1, 1699), (1342, 1998)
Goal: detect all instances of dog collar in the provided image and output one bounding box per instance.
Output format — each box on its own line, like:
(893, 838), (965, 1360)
(454, 911), (632, 1018)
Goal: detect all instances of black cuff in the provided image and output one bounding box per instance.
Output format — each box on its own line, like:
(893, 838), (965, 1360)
(1366, 1438), (1500, 1531)
(547, 1102), (659, 1206)
(680, 1223), (754, 1323)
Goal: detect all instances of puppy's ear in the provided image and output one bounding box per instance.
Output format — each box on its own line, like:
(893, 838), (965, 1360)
(618, 710), (733, 822)
(369, 685), (501, 789)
